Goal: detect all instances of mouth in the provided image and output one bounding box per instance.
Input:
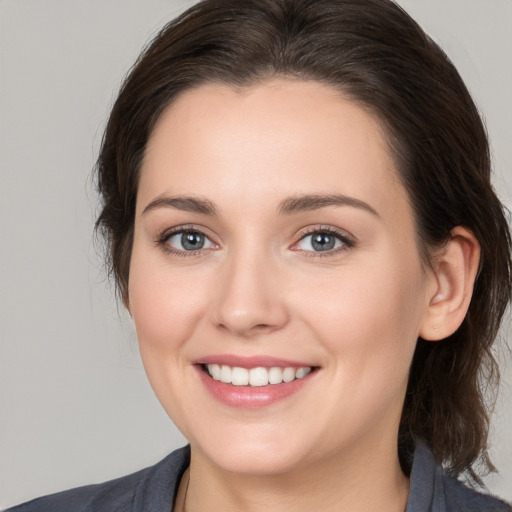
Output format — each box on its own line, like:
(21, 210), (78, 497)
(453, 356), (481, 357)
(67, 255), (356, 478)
(202, 364), (314, 387)
(194, 357), (319, 408)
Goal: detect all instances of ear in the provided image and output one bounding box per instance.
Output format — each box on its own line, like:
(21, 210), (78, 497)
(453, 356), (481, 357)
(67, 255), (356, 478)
(419, 226), (480, 341)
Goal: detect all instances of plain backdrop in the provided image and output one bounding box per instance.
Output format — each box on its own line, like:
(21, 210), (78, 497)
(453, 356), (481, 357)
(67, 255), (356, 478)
(1, 0), (511, 509)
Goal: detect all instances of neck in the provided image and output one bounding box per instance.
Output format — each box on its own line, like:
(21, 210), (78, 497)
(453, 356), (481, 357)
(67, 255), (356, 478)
(181, 440), (409, 512)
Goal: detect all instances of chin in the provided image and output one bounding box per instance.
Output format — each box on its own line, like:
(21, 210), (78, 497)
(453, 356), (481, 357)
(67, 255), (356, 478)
(188, 423), (318, 476)
(203, 442), (310, 476)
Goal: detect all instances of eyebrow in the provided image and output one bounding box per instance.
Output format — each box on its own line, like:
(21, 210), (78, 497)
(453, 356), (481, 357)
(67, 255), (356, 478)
(278, 194), (380, 217)
(142, 195), (219, 216)
(142, 193), (379, 218)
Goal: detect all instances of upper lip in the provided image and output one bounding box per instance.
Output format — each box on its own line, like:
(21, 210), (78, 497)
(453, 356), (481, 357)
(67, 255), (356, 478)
(193, 354), (316, 369)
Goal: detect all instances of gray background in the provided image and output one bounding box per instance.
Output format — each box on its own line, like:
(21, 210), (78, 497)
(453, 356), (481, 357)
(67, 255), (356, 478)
(0, 0), (510, 509)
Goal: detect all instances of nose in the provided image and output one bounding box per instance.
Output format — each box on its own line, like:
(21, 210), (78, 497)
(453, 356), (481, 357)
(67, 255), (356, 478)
(212, 249), (290, 338)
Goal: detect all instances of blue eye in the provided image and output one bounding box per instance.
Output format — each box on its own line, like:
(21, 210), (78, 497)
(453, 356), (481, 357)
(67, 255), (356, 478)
(296, 230), (348, 252)
(165, 230), (215, 252)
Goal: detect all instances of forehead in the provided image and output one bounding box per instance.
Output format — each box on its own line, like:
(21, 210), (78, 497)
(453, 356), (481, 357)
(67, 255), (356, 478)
(139, 79), (407, 217)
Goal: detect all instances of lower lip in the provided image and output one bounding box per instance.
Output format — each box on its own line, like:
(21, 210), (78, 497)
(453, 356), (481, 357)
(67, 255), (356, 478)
(196, 366), (315, 409)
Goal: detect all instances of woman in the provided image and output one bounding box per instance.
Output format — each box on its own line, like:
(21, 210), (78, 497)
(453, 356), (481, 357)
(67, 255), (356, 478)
(7, 0), (511, 510)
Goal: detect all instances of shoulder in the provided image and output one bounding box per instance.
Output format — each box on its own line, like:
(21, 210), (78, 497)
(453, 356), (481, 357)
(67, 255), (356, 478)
(5, 446), (190, 512)
(407, 443), (511, 512)
(441, 473), (511, 512)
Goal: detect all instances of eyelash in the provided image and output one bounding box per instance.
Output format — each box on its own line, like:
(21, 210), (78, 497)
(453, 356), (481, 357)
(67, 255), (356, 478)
(156, 225), (356, 258)
(156, 224), (214, 257)
(293, 226), (356, 257)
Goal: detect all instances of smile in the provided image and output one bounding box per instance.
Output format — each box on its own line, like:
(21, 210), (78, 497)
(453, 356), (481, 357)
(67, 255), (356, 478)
(205, 364), (312, 387)
(195, 357), (318, 408)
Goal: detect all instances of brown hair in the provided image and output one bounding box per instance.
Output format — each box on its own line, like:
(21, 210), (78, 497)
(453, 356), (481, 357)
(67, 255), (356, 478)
(95, 0), (511, 482)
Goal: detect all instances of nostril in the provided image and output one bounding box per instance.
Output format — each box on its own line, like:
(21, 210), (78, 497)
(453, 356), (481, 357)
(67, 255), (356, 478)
(253, 323), (273, 331)
(216, 321), (276, 336)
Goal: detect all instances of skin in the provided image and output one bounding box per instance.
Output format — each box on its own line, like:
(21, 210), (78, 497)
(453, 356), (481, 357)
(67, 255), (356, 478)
(128, 79), (480, 512)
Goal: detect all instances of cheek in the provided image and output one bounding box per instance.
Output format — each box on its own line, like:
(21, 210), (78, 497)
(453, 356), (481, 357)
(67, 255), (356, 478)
(127, 249), (212, 432)
(297, 252), (425, 373)
(128, 249), (211, 358)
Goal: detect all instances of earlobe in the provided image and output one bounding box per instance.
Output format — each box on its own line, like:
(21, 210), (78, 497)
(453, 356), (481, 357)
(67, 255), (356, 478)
(419, 227), (480, 341)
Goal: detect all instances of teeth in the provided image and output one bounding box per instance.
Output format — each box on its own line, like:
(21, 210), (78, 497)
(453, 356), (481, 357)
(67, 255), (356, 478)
(220, 365), (232, 383)
(209, 364), (221, 380)
(295, 367), (311, 379)
(249, 367), (268, 386)
(231, 366), (249, 385)
(206, 364), (313, 386)
(283, 367), (296, 383)
(268, 367), (283, 384)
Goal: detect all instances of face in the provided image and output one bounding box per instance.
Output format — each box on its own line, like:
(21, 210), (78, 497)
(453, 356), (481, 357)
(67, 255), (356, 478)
(129, 80), (434, 476)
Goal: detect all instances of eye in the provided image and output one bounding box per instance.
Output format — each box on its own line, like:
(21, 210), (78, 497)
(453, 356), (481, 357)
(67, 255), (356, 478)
(294, 229), (354, 254)
(164, 229), (216, 253)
